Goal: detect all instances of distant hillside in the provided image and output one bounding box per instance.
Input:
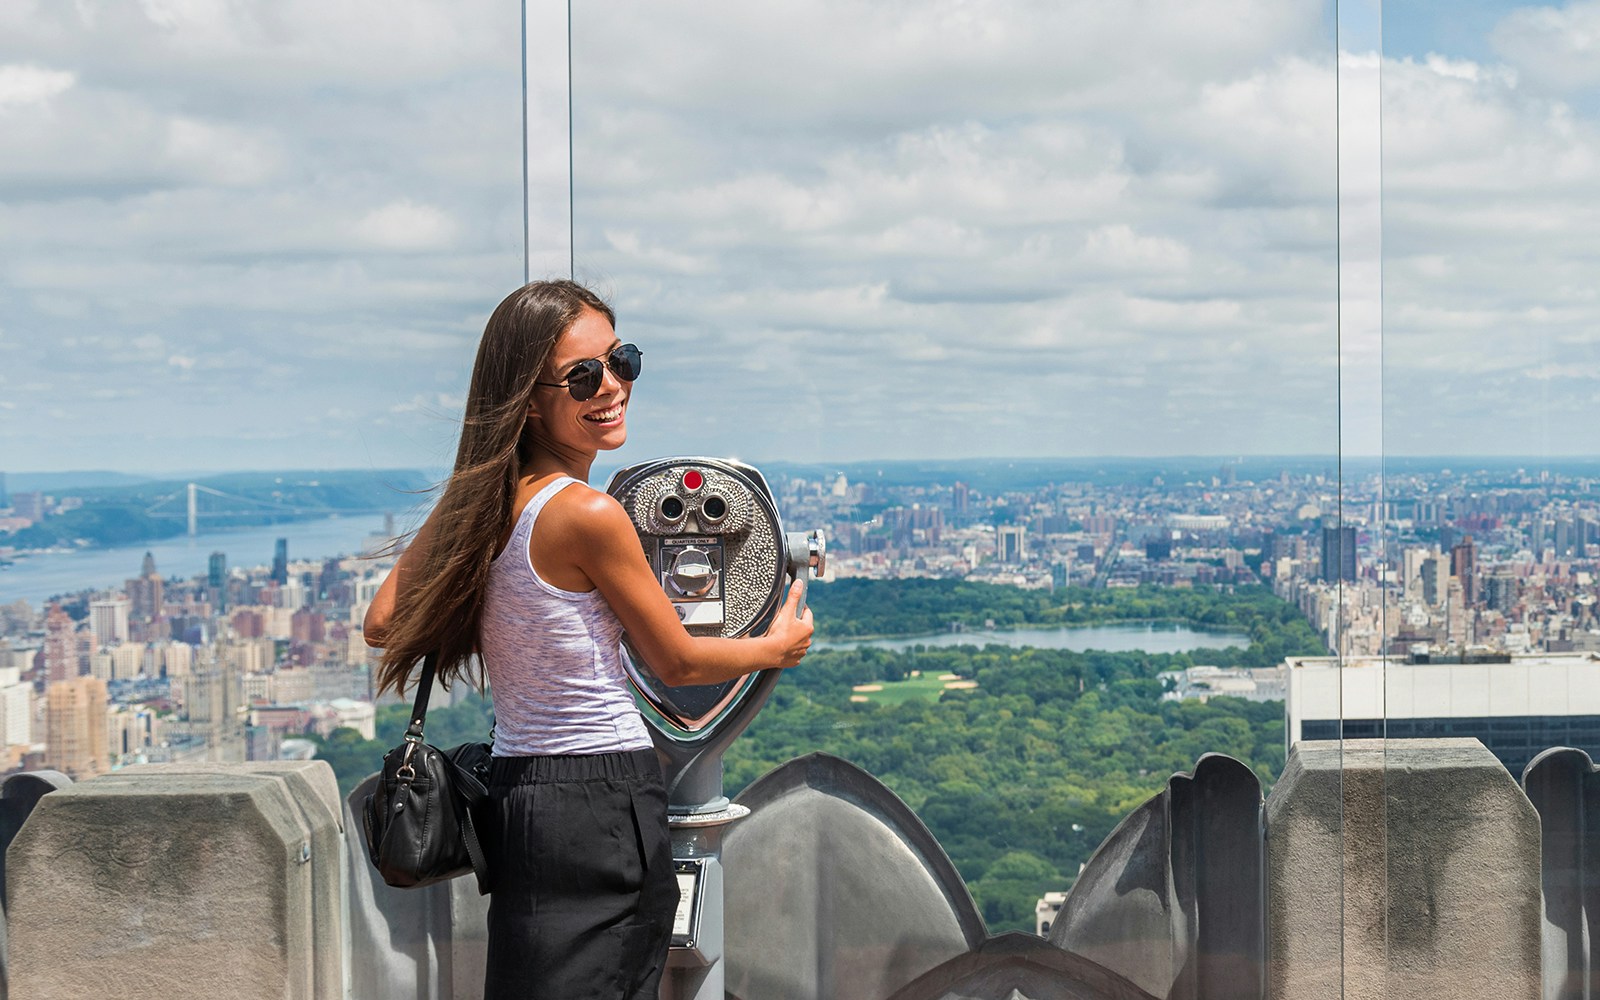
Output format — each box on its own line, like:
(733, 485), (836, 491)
(85, 469), (434, 508)
(755, 456), (1347, 491)
(5, 471), (156, 493)
(2, 468), (431, 551)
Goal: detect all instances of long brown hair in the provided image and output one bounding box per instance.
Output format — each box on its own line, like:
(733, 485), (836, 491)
(375, 280), (616, 697)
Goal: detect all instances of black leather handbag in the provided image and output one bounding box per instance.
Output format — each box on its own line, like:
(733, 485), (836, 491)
(361, 652), (493, 894)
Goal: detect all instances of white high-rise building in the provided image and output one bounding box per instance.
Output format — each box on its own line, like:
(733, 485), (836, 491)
(159, 641), (193, 678)
(226, 638), (274, 675)
(0, 667), (30, 747)
(89, 597), (130, 646)
(279, 578), (307, 611)
(109, 643), (146, 680)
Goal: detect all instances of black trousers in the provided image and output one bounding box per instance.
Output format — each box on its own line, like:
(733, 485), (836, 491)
(482, 749), (678, 1000)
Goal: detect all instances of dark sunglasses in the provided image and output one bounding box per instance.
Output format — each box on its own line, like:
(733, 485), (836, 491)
(535, 343), (643, 401)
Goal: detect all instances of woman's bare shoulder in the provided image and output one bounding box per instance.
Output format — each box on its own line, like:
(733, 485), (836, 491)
(541, 481), (632, 537)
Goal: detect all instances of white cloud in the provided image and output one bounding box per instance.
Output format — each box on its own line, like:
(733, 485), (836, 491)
(0, 64), (74, 111)
(353, 200), (461, 251)
(1381, 33), (1600, 455)
(164, 117), (283, 186)
(390, 392), (465, 416)
(1492, 0), (1600, 93)
(1080, 225), (1191, 273)
(13, 0), (1593, 469)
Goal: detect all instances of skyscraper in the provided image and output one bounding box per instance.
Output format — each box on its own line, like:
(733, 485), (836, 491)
(42, 604), (77, 684)
(271, 538), (289, 585)
(1421, 554), (1447, 607)
(1452, 536), (1478, 605)
(952, 482), (970, 515)
(209, 551), (228, 613)
(125, 551), (163, 623)
(45, 677), (109, 779)
(1319, 523), (1357, 583)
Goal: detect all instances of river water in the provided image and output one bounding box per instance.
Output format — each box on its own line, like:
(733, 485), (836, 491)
(0, 513), (400, 605)
(819, 622), (1251, 654)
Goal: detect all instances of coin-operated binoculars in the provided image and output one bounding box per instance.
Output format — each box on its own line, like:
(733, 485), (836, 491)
(607, 457), (825, 1000)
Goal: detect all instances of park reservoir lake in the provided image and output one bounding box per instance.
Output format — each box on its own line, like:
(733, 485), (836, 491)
(818, 622), (1251, 654)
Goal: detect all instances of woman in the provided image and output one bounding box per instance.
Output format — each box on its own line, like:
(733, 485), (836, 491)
(364, 279), (813, 999)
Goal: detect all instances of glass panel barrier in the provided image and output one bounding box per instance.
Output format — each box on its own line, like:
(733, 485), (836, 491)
(0, 4), (528, 995)
(1383, 1), (1600, 996)
(571, 4), (1341, 997)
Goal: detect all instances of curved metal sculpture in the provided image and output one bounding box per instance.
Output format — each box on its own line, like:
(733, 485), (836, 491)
(1523, 746), (1600, 1000)
(1049, 753), (1265, 1000)
(723, 752), (986, 1000)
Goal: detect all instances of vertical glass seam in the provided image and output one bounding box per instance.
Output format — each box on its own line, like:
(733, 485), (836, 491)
(567, 0), (575, 279)
(521, 0), (530, 285)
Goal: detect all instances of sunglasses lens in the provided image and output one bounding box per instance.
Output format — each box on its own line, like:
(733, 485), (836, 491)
(610, 344), (642, 382)
(566, 359), (603, 401)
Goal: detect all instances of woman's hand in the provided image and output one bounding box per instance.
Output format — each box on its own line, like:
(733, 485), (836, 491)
(761, 580), (814, 668)
(556, 486), (814, 686)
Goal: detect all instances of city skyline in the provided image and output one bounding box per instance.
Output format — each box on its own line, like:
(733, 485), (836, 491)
(3, 1), (1597, 470)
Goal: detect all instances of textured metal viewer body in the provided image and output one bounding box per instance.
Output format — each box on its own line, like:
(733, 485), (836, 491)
(606, 456), (825, 1000)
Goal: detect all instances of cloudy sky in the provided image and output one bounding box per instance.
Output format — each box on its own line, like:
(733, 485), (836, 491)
(1, 0), (1595, 474)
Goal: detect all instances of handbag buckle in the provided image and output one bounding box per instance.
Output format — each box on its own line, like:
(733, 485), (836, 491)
(396, 739), (420, 781)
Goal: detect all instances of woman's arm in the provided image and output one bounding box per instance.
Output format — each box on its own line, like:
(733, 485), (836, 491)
(557, 488), (813, 686)
(362, 515), (438, 647)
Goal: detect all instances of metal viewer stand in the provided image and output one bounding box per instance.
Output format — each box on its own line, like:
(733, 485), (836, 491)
(606, 457), (825, 1000)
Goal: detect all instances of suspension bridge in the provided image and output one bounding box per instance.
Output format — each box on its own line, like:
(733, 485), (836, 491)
(145, 483), (392, 536)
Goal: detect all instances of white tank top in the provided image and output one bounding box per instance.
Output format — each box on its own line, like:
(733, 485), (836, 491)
(480, 476), (653, 756)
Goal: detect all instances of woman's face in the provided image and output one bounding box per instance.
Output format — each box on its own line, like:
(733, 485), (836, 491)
(526, 306), (630, 455)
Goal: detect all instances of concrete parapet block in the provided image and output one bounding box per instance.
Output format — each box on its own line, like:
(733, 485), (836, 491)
(0, 770), (72, 910)
(344, 772), (488, 1000)
(1267, 738), (1541, 1000)
(0, 770), (72, 1000)
(116, 761), (346, 999)
(7, 767), (331, 1000)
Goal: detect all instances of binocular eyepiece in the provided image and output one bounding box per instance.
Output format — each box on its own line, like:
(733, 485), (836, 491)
(607, 457), (825, 740)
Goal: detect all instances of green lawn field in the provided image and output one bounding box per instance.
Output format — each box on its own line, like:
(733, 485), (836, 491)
(850, 670), (977, 705)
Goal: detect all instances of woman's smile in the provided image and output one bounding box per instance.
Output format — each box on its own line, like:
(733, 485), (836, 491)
(583, 399), (626, 426)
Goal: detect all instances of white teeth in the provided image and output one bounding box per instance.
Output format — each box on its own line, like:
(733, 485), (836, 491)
(586, 405), (623, 422)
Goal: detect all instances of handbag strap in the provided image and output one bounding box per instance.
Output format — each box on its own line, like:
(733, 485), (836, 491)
(403, 652), (439, 744)
(462, 812), (489, 894)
